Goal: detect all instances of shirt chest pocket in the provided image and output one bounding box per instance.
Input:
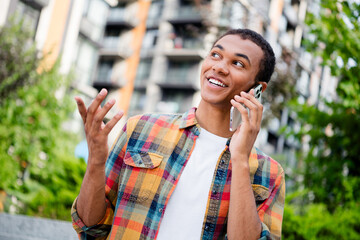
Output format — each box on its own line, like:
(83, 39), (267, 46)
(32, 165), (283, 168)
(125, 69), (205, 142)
(121, 150), (164, 203)
(252, 184), (270, 206)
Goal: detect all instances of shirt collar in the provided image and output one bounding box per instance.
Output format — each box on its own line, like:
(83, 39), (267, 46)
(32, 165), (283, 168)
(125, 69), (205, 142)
(178, 107), (198, 129)
(178, 107), (232, 145)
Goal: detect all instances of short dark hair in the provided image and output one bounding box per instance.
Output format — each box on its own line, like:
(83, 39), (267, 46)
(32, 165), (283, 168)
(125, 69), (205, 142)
(213, 29), (276, 83)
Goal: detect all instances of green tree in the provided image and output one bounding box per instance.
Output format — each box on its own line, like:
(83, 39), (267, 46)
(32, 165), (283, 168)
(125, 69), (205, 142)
(292, 0), (360, 210)
(282, 1), (360, 238)
(0, 20), (86, 220)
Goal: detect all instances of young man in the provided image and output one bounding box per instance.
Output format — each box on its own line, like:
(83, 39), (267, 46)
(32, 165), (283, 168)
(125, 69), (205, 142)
(72, 29), (285, 240)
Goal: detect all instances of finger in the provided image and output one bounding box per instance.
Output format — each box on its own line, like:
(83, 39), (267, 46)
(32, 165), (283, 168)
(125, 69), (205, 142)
(233, 93), (260, 125)
(103, 111), (124, 135)
(243, 89), (259, 104)
(75, 97), (87, 124)
(231, 98), (250, 124)
(240, 91), (263, 125)
(87, 88), (108, 124)
(93, 98), (116, 130)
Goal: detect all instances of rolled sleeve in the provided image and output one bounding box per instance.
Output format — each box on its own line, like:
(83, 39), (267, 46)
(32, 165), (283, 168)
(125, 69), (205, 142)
(71, 122), (130, 239)
(257, 168), (286, 240)
(71, 197), (114, 239)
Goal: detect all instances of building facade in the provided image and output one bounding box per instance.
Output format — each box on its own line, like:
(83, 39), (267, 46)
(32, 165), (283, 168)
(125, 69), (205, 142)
(103, 0), (336, 159)
(0, 0), (337, 159)
(0, 0), (112, 99)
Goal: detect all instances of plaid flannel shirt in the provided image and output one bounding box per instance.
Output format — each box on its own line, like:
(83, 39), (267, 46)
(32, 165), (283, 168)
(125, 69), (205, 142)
(72, 107), (285, 240)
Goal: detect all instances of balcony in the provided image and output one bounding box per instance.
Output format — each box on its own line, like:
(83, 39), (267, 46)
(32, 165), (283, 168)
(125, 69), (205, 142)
(99, 36), (131, 59)
(107, 8), (136, 29)
(164, 36), (205, 61)
(93, 81), (121, 92)
(167, 6), (203, 25)
(93, 60), (122, 91)
(134, 71), (151, 89)
(158, 65), (199, 90)
(79, 18), (104, 44)
(173, 36), (203, 49)
(156, 89), (194, 113)
(146, 17), (160, 28)
(118, 0), (137, 3)
(25, 0), (50, 9)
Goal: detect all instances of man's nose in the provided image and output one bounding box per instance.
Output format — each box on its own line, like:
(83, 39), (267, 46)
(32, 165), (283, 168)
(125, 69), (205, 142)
(212, 61), (229, 75)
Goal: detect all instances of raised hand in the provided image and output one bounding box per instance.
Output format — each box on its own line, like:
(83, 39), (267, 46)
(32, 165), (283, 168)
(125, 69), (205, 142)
(229, 89), (263, 161)
(75, 88), (123, 166)
(75, 88), (124, 226)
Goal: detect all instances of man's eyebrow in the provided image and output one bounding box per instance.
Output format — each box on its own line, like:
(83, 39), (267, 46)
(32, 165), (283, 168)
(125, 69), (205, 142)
(212, 44), (251, 65)
(213, 44), (224, 50)
(235, 53), (251, 65)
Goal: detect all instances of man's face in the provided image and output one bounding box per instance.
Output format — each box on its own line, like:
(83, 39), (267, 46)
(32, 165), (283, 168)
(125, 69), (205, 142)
(200, 34), (264, 108)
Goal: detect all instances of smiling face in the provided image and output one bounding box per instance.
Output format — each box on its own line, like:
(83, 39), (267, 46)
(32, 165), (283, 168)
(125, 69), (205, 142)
(200, 34), (264, 108)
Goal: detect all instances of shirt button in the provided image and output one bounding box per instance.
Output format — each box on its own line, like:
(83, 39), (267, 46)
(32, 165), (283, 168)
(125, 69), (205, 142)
(213, 190), (217, 195)
(205, 225), (209, 230)
(159, 208), (163, 213)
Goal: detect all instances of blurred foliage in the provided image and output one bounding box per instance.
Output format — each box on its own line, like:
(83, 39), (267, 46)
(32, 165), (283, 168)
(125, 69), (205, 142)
(291, 0), (360, 209)
(0, 20), (86, 220)
(282, 0), (360, 238)
(262, 48), (298, 126)
(0, 20), (39, 102)
(283, 191), (360, 240)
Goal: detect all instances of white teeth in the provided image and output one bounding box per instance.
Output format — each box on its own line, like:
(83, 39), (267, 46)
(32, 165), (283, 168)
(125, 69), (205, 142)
(208, 78), (226, 87)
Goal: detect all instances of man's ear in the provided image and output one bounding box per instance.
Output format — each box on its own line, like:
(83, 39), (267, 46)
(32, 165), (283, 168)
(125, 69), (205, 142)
(259, 82), (267, 92)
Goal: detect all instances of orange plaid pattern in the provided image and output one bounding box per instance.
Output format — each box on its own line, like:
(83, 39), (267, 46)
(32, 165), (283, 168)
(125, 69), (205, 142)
(72, 108), (285, 239)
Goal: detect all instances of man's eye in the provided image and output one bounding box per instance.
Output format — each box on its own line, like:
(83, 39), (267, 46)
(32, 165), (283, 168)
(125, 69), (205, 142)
(234, 61), (244, 67)
(211, 52), (220, 58)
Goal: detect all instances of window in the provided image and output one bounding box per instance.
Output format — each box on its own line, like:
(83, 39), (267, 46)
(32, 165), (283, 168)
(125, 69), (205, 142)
(74, 36), (98, 85)
(14, 1), (41, 37)
(97, 60), (114, 82)
(296, 69), (309, 96)
(267, 132), (279, 151)
(107, 6), (126, 22)
(171, 24), (204, 49)
(147, 0), (163, 27)
(158, 89), (193, 113)
(103, 27), (123, 49)
(129, 89), (147, 114)
(167, 60), (199, 84)
(142, 29), (158, 50)
(135, 58), (153, 85)
(82, 0), (109, 41)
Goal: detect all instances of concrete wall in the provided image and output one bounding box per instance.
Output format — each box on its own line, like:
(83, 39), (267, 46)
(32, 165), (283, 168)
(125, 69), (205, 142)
(0, 213), (78, 240)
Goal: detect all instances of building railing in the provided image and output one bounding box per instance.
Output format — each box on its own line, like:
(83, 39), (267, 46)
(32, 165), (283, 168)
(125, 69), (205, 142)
(96, 72), (112, 83)
(100, 36), (132, 57)
(107, 8), (126, 22)
(102, 36), (119, 49)
(172, 37), (203, 49)
(168, 5), (202, 20)
(165, 69), (198, 85)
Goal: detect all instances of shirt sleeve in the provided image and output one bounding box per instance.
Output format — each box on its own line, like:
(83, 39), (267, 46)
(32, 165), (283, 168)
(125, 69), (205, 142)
(71, 122), (130, 239)
(257, 165), (286, 240)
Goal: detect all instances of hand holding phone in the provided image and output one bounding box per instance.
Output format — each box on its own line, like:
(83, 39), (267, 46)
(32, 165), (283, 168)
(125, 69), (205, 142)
(229, 84), (262, 131)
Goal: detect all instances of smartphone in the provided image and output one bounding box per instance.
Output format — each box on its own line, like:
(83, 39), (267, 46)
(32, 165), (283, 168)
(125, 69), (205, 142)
(229, 84), (263, 131)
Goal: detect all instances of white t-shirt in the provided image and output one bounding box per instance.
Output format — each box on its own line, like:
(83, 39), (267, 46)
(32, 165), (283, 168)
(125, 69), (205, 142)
(157, 128), (228, 239)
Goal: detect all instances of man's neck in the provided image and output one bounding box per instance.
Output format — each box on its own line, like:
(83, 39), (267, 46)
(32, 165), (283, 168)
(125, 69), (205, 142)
(196, 100), (233, 138)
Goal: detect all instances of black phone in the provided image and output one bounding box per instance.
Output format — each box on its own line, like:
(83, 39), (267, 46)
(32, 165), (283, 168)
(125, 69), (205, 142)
(229, 84), (263, 131)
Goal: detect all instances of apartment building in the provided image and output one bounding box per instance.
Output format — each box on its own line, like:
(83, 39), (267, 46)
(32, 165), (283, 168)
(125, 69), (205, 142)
(0, 0), (113, 160)
(0, 0), (336, 158)
(0, 0), (113, 98)
(99, 0), (336, 161)
(98, 0), (319, 157)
